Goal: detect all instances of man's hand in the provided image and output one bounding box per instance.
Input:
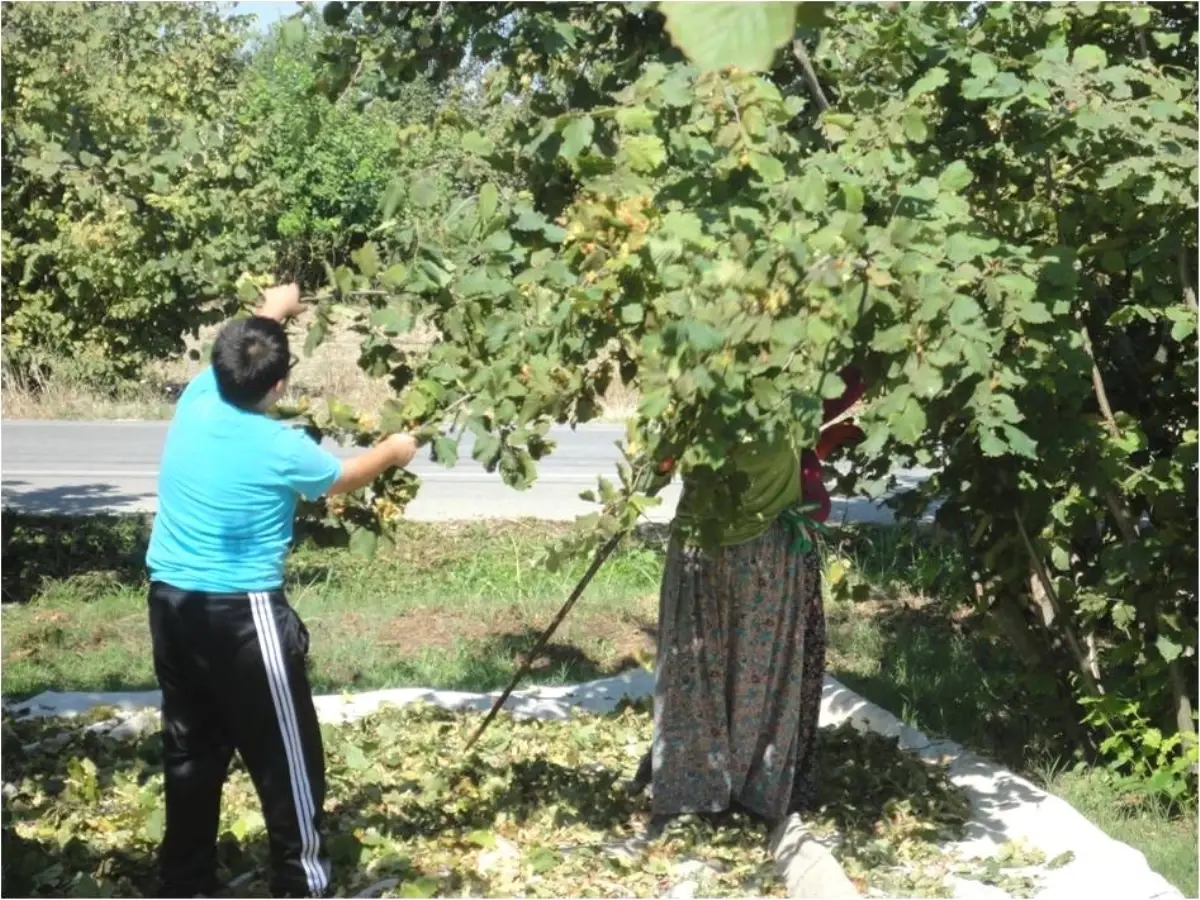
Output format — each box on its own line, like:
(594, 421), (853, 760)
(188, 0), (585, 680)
(258, 283), (304, 323)
(384, 433), (418, 468)
(328, 432), (420, 496)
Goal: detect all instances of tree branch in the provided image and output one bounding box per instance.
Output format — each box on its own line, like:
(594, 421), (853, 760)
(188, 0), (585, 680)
(791, 38), (830, 113)
(1015, 510), (1105, 699)
(1077, 323), (1195, 737)
(1077, 322), (1141, 544)
(334, 57), (366, 109)
(1180, 247), (1198, 310)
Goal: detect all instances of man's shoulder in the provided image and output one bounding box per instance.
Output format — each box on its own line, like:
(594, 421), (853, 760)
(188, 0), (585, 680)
(256, 419), (331, 468)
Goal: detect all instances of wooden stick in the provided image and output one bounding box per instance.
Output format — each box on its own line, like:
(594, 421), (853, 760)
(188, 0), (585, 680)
(791, 38), (831, 113)
(464, 532), (625, 750)
(1015, 509), (1104, 699)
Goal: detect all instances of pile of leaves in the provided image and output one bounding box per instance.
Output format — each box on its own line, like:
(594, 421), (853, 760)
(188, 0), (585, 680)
(0, 699), (1049, 899)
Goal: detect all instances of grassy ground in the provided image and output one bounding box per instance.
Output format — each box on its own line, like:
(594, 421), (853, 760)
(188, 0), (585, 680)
(1, 517), (663, 697)
(2, 512), (1195, 896)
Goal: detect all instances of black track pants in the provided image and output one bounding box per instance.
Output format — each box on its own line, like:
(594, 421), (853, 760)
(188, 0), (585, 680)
(148, 582), (331, 898)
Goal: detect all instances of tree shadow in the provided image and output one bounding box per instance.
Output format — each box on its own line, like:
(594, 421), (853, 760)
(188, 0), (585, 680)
(472, 628), (646, 687)
(820, 564), (1084, 777)
(0, 510), (359, 609)
(0, 482), (156, 518)
(1, 510), (153, 605)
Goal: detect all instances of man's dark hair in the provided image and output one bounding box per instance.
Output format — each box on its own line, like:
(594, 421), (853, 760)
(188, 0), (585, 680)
(211, 316), (291, 410)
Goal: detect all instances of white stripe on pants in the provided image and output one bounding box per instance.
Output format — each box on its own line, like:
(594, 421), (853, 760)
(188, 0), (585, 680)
(250, 592), (326, 896)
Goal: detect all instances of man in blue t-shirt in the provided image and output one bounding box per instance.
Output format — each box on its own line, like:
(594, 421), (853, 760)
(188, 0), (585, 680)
(145, 284), (417, 898)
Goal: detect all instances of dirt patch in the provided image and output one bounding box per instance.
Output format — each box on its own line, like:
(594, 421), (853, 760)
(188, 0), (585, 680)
(374, 606), (523, 654)
(372, 601), (658, 671)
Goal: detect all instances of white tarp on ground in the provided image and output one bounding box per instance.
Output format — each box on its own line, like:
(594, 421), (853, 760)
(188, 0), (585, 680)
(5, 671), (1184, 900)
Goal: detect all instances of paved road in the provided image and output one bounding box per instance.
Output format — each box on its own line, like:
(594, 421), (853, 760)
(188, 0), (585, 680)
(1, 420), (932, 524)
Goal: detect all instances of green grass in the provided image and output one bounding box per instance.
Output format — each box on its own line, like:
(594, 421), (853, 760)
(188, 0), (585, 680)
(1032, 762), (1199, 896)
(2, 511), (1195, 896)
(1, 515), (663, 698)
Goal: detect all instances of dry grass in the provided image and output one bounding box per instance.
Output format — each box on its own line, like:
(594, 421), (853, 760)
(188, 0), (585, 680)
(2, 312), (641, 423)
(1, 362), (176, 421)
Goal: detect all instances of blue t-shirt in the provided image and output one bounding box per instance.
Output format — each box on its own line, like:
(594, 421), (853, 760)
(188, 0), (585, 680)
(146, 368), (343, 592)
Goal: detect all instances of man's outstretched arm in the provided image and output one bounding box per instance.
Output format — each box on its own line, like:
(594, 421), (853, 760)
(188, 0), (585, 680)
(257, 283), (305, 324)
(326, 435), (418, 496)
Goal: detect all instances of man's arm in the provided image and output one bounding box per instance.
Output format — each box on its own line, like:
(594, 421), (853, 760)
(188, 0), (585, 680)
(262, 283), (420, 495)
(257, 283), (305, 324)
(327, 435), (418, 496)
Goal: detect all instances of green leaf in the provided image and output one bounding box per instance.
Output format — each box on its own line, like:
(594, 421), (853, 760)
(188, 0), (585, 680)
(1072, 45), (1108, 73)
(796, 170), (827, 212)
(351, 242), (380, 278)
(903, 108), (929, 144)
(559, 116), (595, 160)
(144, 806), (165, 842)
(368, 306), (406, 333)
(1002, 425), (1038, 459)
(623, 135), (667, 172)
(432, 435), (458, 467)
(379, 264), (408, 290)
(526, 847), (561, 874)
(970, 54), (999, 81)
(1156, 635), (1183, 663)
(748, 151), (785, 183)
(616, 105), (656, 131)
(979, 428), (1006, 457)
(892, 397), (927, 444)
(305, 318), (328, 356)
(477, 184), (500, 228)
(1168, 307), (1197, 342)
(343, 743), (369, 770)
(485, 230), (514, 253)
(984, 73), (1022, 99)
(513, 206), (551, 233)
(472, 433), (502, 467)
(949, 294), (981, 327)
(382, 179), (406, 219)
(640, 391), (671, 418)
(842, 183), (864, 213)
(662, 2), (799, 72)
(410, 178), (439, 208)
(462, 131), (494, 155)
(280, 17), (306, 48)
(939, 161), (974, 193)
(466, 829), (496, 849)
(349, 527), (378, 559)
(398, 877), (441, 899)
(660, 211), (704, 243)
(908, 67), (949, 99)
(1017, 300), (1053, 325)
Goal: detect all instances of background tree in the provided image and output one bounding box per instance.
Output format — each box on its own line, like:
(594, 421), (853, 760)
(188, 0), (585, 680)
(1, 2), (269, 378)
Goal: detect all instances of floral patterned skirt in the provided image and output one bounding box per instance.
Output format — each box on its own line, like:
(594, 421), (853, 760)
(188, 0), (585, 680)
(651, 517), (826, 823)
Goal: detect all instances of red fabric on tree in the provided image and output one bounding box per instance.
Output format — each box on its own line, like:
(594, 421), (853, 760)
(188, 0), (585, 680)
(804, 365), (866, 523)
(822, 365), (865, 424)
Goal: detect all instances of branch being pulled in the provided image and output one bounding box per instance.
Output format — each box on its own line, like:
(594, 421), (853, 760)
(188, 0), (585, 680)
(1015, 509), (1105, 699)
(791, 38), (831, 113)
